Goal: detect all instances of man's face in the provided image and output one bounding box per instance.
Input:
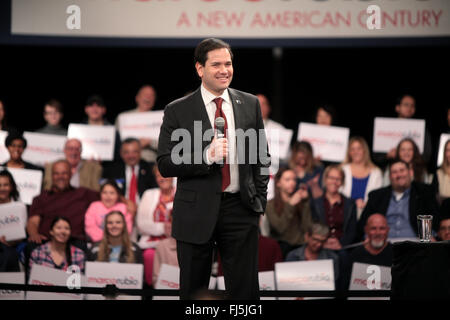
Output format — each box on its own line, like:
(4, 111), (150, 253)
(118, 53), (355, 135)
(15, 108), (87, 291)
(438, 219), (450, 241)
(306, 233), (327, 254)
(52, 162), (71, 191)
(365, 214), (389, 249)
(44, 105), (63, 126)
(396, 96), (416, 118)
(121, 141), (141, 167)
(316, 108), (332, 126)
(389, 162), (412, 191)
(196, 48), (233, 96)
(136, 86), (156, 111)
(64, 140), (82, 167)
(257, 94), (270, 120)
(85, 103), (106, 122)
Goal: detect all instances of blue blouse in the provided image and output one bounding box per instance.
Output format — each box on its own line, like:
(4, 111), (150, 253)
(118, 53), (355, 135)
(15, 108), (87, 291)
(351, 175), (370, 200)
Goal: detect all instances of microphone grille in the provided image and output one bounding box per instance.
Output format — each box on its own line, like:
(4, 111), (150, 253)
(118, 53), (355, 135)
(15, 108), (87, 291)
(215, 117), (225, 128)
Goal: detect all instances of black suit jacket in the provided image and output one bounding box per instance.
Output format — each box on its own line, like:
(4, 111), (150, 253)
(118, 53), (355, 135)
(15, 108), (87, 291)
(101, 160), (157, 198)
(157, 87), (270, 244)
(357, 182), (440, 241)
(310, 195), (357, 246)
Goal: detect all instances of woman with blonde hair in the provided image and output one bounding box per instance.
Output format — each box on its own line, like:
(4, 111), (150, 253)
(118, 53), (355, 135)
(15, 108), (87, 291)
(89, 211), (142, 264)
(340, 136), (382, 217)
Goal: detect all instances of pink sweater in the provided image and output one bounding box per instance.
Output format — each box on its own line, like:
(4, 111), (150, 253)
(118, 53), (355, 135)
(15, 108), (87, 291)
(84, 201), (133, 242)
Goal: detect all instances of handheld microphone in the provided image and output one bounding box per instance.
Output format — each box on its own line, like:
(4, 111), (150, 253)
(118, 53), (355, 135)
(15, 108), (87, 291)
(214, 117), (226, 167)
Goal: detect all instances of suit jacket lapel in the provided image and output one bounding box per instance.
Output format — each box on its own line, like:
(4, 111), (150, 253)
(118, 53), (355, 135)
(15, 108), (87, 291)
(192, 88), (213, 133)
(228, 88), (244, 131)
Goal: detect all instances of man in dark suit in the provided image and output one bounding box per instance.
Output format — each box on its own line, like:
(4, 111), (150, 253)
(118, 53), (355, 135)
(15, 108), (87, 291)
(358, 159), (439, 241)
(102, 137), (157, 204)
(157, 38), (270, 300)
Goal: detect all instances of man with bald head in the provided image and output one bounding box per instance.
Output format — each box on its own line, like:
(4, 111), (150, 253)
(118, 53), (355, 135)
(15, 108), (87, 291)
(115, 85), (159, 162)
(43, 138), (102, 191)
(27, 160), (99, 244)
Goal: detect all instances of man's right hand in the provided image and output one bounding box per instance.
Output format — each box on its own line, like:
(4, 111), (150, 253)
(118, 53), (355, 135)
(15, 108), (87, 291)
(207, 137), (228, 164)
(28, 233), (47, 244)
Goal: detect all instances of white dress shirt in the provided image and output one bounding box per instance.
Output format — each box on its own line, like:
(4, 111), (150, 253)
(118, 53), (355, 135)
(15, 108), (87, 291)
(200, 84), (239, 193)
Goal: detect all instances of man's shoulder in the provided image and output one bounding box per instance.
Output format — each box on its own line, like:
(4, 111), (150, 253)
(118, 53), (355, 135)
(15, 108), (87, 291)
(166, 89), (200, 110)
(228, 88), (257, 101)
(368, 185), (391, 199)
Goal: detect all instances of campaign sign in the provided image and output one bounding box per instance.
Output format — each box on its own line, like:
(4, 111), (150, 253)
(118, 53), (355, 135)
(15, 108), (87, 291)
(118, 111), (164, 141)
(0, 131), (8, 163)
(349, 262), (391, 300)
(68, 124), (116, 161)
(0, 272), (25, 300)
(1, 167), (42, 205)
(436, 134), (450, 167)
(373, 117), (425, 153)
(0, 202), (27, 241)
(85, 261), (143, 300)
(275, 260), (334, 299)
(297, 123), (349, 162)
(27, 264), (85, 300)
(22, 131), (66, 167)
(154, 264), (216, 300)
(266, 128), (293, 162)
(217, 271), (276, 300)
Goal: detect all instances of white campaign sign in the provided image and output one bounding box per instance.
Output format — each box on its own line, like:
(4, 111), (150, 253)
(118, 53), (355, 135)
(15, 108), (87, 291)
(118, 111), (164, 141)
(275, 260), (335, 291)
(297, 122), (349, 162)
(11, 0), (450, 39)
(154, 264), (216, 300)
(1, 168), (42, 205)
(372, 117), (425, 153)
(85, 261), (143, 300)
(0, 272), (25, 300)
(68, 124), (116, 161)
(22, 132), (66, 167)
(0, 202), (27, 241)
(27, 264), (85, 300)
(348, 262), (391, 300)
(266, 128), (293, 162)
(0, 131), (8, 163)
(436, 133), (450, 167)
(217, 271), (276, 300)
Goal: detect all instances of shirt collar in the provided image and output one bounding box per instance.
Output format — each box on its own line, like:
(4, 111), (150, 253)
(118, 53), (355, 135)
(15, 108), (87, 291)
(392, 187), (411, 202)
(200, 84), (231, 106)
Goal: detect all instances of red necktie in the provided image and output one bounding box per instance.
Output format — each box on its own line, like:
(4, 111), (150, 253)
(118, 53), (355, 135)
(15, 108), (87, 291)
(213, 97), (230, 192)
(129, 166), (137, 203)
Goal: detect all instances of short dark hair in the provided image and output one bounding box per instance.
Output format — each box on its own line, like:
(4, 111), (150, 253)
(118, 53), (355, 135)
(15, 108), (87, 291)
(86, 94), (105, 107)
(44, 99), (63, 114)
(121, 137), (140, 147)
(5, 132), (27, 149)
(315, 103), (337, 124)
(0, 170), (19, 201)
(194, 38), (233, 66)
(388, 158), (410, 171)
(396, 93), (415, 106)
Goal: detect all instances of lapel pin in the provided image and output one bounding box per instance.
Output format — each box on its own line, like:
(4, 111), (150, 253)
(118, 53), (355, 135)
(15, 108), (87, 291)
(235, 99), (242, 104)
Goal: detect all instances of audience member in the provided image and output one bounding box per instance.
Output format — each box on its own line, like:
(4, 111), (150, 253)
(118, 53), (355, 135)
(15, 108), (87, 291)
(115, 85), (158, 162)
(383, 138), (431, 185)
(136, 165), (174, 286)
(81, 94), (121, 162)
(2, 132), (43, 172)
(88, 211), (142, 263)
(310, 165), (357, 250)
(437, 211), (450, 241)
(36, 99), (67, 136)
(314, 104), (337, 126)
(257, 94), (285, 131)
(358, 159), (440, 241)
(285, 223), (339, 280)
(29, 217), (85, 274)
(84, 180), (133, 243)
(102, 137), (157, 205)
(0, 242), (20, 272)
(340, 136), (383, 218)
(265, 167), (312, 258)
(43, 138), (102, 191)
(432, 139), (450, 203)
(340, 214), (393, 291)
(0, 100), (18, 134)
(288, 140), (324, 198)
(152, 219), (177, 285)
(27, 160), (99, 244)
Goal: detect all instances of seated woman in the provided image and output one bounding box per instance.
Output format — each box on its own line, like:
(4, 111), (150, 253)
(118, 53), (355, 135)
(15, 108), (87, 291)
(310, 165), (357, 250)
(1, 132), (43, 172)
(340, 136), (382, 219)
(136, 165), (174, 286)
(383, 137), (431, 186)
(432, 139), (450, 204)
(265, 167), (313, 258)
(89, 211), (142, 263)
(84, 180), (133, 243)
(29, 217), (85, 274)
(288, 140), (324, 199)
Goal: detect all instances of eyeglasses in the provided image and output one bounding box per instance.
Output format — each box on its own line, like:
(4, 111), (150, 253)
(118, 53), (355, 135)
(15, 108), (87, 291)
(439, 226), (450, 232)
